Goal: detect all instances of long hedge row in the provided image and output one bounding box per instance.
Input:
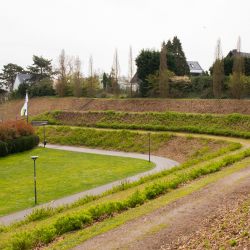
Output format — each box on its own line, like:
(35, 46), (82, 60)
(30, 110), (250, 138)
(3, 148), (250, 250)
(0, 134), (39, 157)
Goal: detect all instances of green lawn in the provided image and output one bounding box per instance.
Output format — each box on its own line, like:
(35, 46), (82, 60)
(0, 147), (154, 216)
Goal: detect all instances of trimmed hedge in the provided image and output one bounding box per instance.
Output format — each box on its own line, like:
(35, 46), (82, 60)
(0, 134), (39, 157)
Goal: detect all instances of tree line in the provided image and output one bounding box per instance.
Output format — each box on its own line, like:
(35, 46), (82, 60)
(0, 46), (137, 99)
(1, 36), (250, 100)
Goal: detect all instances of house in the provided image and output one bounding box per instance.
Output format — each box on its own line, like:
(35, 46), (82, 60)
(226, 49), (250, 58)
(187, 61), (203, 76)
(13, 74), (31, 91)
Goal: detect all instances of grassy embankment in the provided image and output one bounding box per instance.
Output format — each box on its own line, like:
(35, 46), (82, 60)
(31, 110), (250, 138)
(0, 128), (245, 250)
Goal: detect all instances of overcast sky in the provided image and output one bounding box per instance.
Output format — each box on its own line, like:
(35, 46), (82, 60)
(1, 0), (250, 77)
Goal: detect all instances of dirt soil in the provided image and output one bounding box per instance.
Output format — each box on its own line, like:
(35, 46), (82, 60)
(152, 137), (226, 164)
(70, 165), (250, 250)
(2, 98), (250, 122)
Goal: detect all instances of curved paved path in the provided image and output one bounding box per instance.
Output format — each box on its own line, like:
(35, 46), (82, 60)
(0, 144), (179, 226)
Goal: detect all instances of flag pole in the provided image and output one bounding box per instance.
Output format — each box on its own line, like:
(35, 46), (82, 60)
(26, 90), (28, 123)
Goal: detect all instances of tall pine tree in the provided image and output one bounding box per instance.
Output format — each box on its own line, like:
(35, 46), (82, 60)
(167, 36), (190, 76)
(166, 39), (173, 53)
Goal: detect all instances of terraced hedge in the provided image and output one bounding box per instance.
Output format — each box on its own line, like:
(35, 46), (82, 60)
(31, 110), (250, 138)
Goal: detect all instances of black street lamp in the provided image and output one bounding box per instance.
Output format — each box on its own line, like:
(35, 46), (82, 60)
(147, 132), (151, 162)
(76, 98), (78, 110)
(0, 108), (3, 123)
(42, 123), (46, 148)
(30, 156), (39, 205)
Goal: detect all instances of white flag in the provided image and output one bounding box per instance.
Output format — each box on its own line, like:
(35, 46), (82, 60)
(21, 92), (28, 116)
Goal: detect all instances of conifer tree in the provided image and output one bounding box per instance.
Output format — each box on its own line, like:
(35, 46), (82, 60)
(102, 72), (108, 89)
(213, 38), (224, 98)
(166, 39), (173, 53)
(159, 41), (169, 97)
(27, 55), (55, 84)
(172, 36), (190, 76)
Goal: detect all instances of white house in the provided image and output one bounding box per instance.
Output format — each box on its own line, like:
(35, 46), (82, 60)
(187, 61), (203, 76)
(13, 74), (31, 90)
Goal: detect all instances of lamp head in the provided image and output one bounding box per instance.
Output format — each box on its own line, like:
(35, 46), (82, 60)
(42, 123), (46, 125)
(31, 156), (39, 160)
(147, 132), (151, 134)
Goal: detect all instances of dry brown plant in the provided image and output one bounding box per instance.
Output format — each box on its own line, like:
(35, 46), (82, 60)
(86, 55), (96, 97)
(55, 49), (67, 97)
(112, 49), (120, 98)
(128, 45), (134, 97)
(73, 56), (83, 97)
(159, 41), (169, 98)
(231, 37), (245, 99)
(213, 38), (224, 99)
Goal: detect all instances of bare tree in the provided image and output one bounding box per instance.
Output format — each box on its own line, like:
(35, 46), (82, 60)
(55, 49), (68, 97)
(73, 56), (83, 97)
(86, 55), (96, 97)
(231, 37), (245, 99)
(112, 49), (120, 98)
(128, 45), (134, 97)
(68, 56), (77, 75)
(213, 38), (224, 99)
(159, 41), (169, 98)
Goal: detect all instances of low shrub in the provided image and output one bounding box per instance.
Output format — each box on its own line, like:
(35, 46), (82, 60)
(0, 134), (39, 157)
(0, 120), (35, 141)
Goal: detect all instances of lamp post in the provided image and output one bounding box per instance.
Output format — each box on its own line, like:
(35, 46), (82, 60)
(76, 98), (78, 110)
(42, 123), (46, 148)
(147, 132), (151, 162)
(16, 116), (18, 121)
(0, 108), (3, 123)
(30, 156), (39, 205)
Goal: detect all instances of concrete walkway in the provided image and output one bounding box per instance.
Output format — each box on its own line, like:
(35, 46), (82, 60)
(0, 144), (179, 226)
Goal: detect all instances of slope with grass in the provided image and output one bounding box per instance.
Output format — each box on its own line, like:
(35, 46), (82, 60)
(31, 110), (250, 138)
(0, 129), (245, 250)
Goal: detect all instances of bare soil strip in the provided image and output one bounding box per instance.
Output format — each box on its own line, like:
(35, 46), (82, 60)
(2, 98), (250, 121)
(69, 164), (250, 250)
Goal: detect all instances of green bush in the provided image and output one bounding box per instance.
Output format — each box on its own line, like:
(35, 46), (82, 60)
(54, 211), (92, 234)
(0, 135), (39, 157)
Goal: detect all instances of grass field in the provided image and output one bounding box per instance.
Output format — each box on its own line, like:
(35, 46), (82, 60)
(0, 147), (154, 215)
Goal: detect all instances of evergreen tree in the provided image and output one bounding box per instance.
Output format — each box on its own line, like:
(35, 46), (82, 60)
(102, 72), (108, 88)
(0, 63), (25, 90)
(27, 55), (55, 84)
(172, 36), (190, 76)
(159, 41), (169, 97)
(166, 39), (173, 53)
